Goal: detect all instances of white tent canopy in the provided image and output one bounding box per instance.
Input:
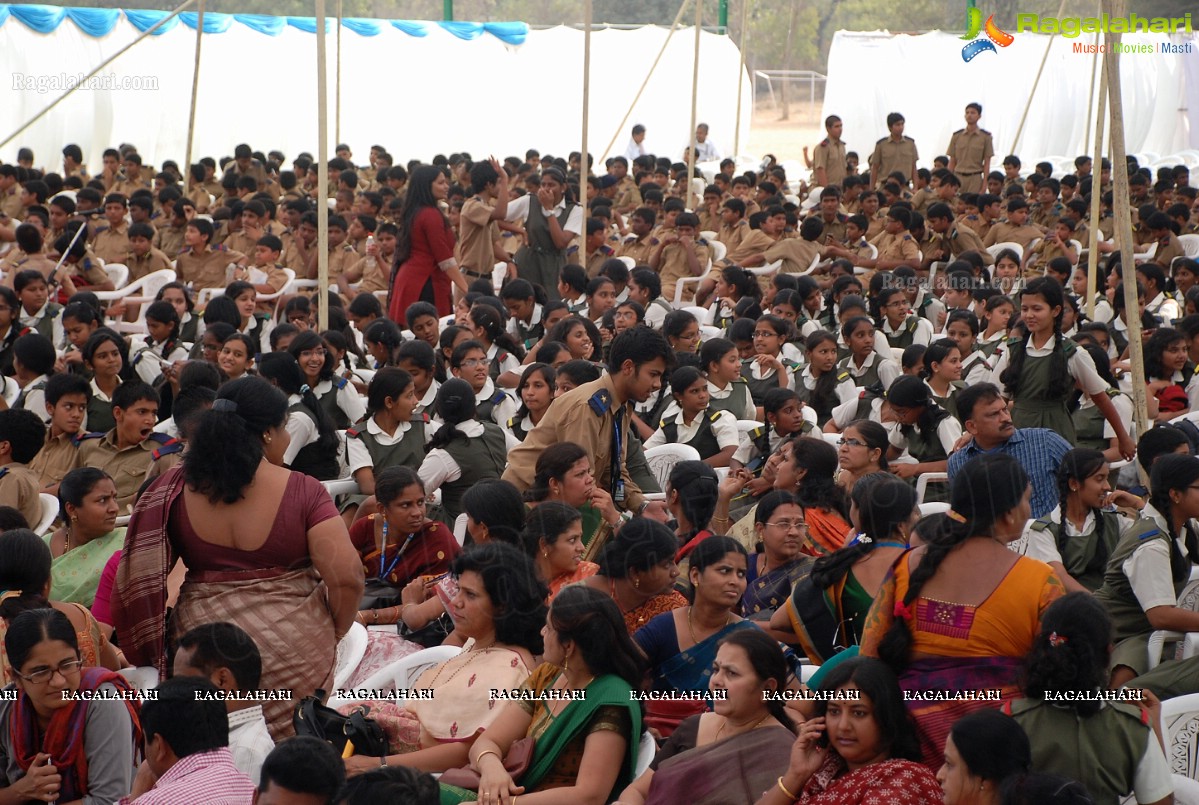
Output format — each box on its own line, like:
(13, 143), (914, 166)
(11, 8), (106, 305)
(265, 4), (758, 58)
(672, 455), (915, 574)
(823, 29), (1199, 171)
(0, 13), (751, 169)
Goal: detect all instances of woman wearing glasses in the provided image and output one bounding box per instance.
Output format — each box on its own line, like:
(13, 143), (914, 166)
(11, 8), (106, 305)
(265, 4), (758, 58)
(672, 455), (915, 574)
(0, 608), (141, 804)
(835, 420), (889, 495)
(743, 491), (813, 619)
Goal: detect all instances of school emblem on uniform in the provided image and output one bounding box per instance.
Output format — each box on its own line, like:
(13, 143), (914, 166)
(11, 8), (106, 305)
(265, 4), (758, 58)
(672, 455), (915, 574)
(960, 0), (1014, 62)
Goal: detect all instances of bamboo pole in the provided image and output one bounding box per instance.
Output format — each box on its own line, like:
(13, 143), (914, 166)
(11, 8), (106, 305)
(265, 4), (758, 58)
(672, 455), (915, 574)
(580, 0), (591, 214)
(1082, 8), (1100, 156)
(1010, 0), (1069, 155)
(0, 0), (198, 152)
(686, 4), (702, 208)
(1104, 0), (1148, 437)
(1084, 48), (1107, 321)
(599, 0), (692, 163)
(316, 0), (330, 331)
(732, 0), (750, 156)
(335, 0), (342, 147)
(182, 0), (205, 198)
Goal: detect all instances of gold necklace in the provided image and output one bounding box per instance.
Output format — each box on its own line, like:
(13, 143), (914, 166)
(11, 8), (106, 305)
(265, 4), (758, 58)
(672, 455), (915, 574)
(63, 527), (71, 553)
(687, 606), (732, 645)
(426, 642), (497, 688)
(715, 712), (770, 742)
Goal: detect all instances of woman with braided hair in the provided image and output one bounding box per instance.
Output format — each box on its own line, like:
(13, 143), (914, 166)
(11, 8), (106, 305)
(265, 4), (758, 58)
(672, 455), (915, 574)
(859, 453), (1064, 769)
(1016, 448), (1146, 594)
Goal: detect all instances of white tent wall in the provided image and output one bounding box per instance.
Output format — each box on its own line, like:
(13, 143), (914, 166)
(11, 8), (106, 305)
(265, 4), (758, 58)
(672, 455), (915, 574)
(823, 30), (1198, 170)
(0, 19), (752, 171)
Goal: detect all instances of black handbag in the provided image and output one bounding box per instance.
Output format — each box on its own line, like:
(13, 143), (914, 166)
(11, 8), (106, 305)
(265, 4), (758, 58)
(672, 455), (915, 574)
(293, 689), (388, 757)
(398, 611), (454, 648)
(359, 578), (403, 610)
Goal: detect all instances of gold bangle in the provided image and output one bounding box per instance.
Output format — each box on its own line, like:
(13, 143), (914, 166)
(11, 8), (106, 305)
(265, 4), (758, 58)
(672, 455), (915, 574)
(474, 749), (502, 768)
(372, 609), (379, 624)
(777, 776), (799, 801)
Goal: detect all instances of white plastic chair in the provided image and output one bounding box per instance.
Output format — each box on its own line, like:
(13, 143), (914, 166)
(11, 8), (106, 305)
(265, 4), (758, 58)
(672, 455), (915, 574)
(1160, 693), (1199, 779)
(1068, 240), (1083, 267)
(915, 472), (949, 505)
(102, 263), (129, 290)
(1136, 241), (1159, 265)
(321, 478), (360, 498)
(33, 493), (59, 535)
(800, 664), (820, 685)
(644, 443), (702, 491)
(329, 645), (463, 707)
(700, 230), (718, 243)
(256, 267), (296, 304)
(634, 731), (657, 776)
(749, 259), (783, 279)
(683, 305), (713, 326)
(737, 419), (763, 440)
(672, 275), (704, 308)
(95, 267), (178, 334)
(708, 240), (727, 265)
(1147, 567), (1199, 670)
(919, 502), (951, 517)
(821, 432), (841, 447)
(332, 622), (368, 691)
(1179, 234), (1199, 259)
(699, 324), (723, 341)
(617, 256), (636, 271)
(986, 242), (1024, 262)
(453, 513), (468, 547)
(801, 252), (822, 275)
(196, 287), (225, 307)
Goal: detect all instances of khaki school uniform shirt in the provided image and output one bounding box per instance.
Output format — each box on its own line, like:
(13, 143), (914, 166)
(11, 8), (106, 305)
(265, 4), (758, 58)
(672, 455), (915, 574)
(983, 221), (1045, 250)
(616, 233), (659, 266)
(153, 224), (186, 258)
(718, 219), (749, 252)
(812, 137), (847, 186)
(30, 431), (81, 488)
(946, 128), (994, 175)
(868, 136), (919, 186)
(91, 223), (131, 266)
(77, 431), (174, 514)
(764, 237), (821, 275)
(126, 247), (174, 281)
(613, 176), (642, 212)
(658, 239), (711, 301)
(176, 246), (245, 290)
(458, 196), (498, 276)
(0, 463), (42, 527)
(724, 228), (775, 266)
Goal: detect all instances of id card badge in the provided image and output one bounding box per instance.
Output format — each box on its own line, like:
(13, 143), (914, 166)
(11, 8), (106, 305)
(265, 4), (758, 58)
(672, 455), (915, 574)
(614, 480), (626, 504)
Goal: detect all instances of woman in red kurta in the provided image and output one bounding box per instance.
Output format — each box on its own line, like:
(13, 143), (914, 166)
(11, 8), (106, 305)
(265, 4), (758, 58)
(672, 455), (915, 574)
(389, 166), (470, 325)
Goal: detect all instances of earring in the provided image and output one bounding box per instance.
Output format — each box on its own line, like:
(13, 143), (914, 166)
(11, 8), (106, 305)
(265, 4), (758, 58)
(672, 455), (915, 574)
(542, 551), (548, 559)
(633, 577), (640, 590)
(263, 434), (272, 444)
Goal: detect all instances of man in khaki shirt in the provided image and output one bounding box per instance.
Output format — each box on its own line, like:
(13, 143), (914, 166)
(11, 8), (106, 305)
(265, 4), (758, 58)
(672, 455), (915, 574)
(0, 167), (23, 220)
(0, 408), (46, 527)
(830, 208), (920, 272)
(650, 212), (710, 303)
(458, 158), (511, 283)
(807, 188), (850, 245)
(983, 198), (1046, 251)
(946, 103), (994, 194)
(90, 193), (131, 265)
(925, 203), (994, 268)
(764, 217), (824, 276)
(869, 112), (918, 189)
(504, 328), (673, 513)
(111, 154), (151, 198)
(76, 382), (181, 515)
(29, 373), (89, 491)
(175, 219), (246, 290)
(616, 209), (660, 266)
(812, 115), (848, 188)
(610, 158), (642, 214)
(126, 223), (174, 281)
(716, 199), (751, 253)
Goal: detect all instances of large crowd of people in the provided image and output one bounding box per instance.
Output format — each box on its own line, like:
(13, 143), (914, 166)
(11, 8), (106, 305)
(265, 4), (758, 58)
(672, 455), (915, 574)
(0, 105), (1197, 803)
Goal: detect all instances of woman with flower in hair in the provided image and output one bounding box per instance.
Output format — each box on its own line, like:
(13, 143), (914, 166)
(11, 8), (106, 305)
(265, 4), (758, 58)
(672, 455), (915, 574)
(859, 453), (1064, 768)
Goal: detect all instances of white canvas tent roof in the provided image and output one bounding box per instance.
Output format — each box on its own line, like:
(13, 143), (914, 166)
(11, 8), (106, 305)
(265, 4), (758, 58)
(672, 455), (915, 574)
(0, 7), (751, 167)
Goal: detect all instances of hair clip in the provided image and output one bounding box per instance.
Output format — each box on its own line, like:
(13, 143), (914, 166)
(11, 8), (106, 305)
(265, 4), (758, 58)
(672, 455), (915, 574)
(212, 398), (238, 413)
(946, 509), (968, 524)
(299, 383), (311, 395)
(893, 601), (914, 620)
(1048, 631), (1068, 647)
(850, 532), (872, 546)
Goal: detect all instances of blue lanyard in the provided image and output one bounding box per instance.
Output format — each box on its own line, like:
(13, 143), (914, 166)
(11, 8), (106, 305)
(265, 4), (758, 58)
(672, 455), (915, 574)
(378, 520), (417, 582)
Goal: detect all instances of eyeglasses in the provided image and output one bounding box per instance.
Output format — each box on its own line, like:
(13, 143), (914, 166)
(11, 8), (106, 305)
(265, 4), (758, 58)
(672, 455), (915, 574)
(301, 348), (327, 357)
(459, 358), (488, 369)
(15, 659), (83, 684)
(752, 330), (779, 338)
(765, 520), (808, 532)
(201, 343), (220, 352)
(838, 437), (868, 448)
